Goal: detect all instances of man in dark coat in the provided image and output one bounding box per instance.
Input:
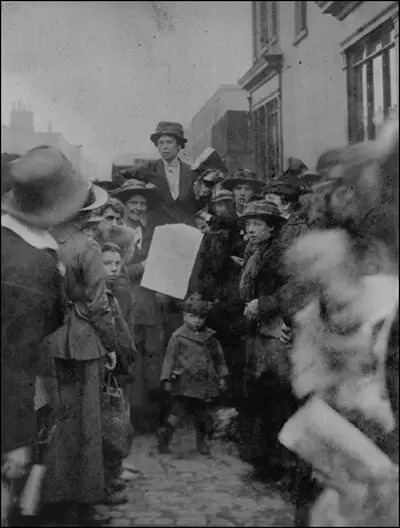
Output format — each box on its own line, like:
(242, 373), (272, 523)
(1, 146), (89, 523)
(136, 121), (197, 226)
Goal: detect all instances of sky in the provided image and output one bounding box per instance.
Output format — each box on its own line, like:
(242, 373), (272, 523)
(1, 1), (251, 179)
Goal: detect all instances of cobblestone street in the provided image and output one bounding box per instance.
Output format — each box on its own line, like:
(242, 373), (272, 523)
(97, 424), (295, 527)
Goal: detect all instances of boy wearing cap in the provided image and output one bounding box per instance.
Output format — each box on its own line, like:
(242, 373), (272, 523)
(158, 294), (228, 455)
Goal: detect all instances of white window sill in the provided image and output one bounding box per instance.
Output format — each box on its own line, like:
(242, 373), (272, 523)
(293, 28), (308, 46)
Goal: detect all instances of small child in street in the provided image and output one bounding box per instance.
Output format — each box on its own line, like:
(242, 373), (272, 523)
(157, 293), (229, 455)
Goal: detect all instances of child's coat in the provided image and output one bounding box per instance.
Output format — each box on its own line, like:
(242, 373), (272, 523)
(161, 325), (228, 401)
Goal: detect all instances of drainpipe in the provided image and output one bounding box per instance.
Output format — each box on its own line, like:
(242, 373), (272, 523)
(278, 65), (284, 175)
(247, 92), (254, 170)
(394, 13), (399, 114)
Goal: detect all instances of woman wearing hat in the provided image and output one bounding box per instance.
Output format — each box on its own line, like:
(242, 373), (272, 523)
(40, 182), (128, 522)
(112, 179), (167, 433)
(1, 146), (90, 525)
(134, 121), (197, 225)
(236, 199), (295, 484)
(222, 169), (262, 217)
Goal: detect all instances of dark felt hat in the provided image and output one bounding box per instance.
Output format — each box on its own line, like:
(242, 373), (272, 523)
(150, 121), (187, 148)
(222, 169), (262, 193)
(1, 146), (90, 228)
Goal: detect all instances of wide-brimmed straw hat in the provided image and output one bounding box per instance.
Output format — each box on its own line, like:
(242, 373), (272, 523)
(242, 199), (285, 225)
(222, 169), (261, 193)
(111, 178), (161, 209)
(150, 121), (187, 148)
(1, 146), (90, 228)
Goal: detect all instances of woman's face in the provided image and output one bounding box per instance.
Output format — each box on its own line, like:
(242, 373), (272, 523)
(214, 201), (231, 218)
(156, 135), (180, 162)
(126, 194), (148, 223)
(233, 184), (254, 206)
(245, 217), (274, 243)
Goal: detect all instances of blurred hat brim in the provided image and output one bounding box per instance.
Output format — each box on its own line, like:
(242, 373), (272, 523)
(111, 186), (161, 209)
(80, 185), (109, 212)
(223, 178), (261, 192)
(1, 156), (90, 229)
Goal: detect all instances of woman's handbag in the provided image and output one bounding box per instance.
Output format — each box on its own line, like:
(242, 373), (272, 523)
(101, 374), (135, 459)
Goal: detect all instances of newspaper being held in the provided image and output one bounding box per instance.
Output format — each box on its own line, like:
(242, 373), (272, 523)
(278, 396), (395, 492)
(141, 223), (203, 300)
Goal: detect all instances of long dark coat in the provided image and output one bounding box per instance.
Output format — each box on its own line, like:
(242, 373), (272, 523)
(236, 233), (296, 475)
(42, 224), (116, 505)
(1, 227), (64, 454)
(189, 215), (246, 402)
(137, 159), (197, 225)
(124, 220), (166, 432)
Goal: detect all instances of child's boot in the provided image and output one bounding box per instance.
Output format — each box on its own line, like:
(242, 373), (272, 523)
(195, 426), (211, 455)
(157, 424), (173, 454)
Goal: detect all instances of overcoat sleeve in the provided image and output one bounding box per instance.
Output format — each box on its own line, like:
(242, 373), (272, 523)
(257, 242), (285, 321)
(210, 338), (229, 378)
(110, 295), (138, 378)
(160, 333), (181, 381)
(79, 238), (116, 352)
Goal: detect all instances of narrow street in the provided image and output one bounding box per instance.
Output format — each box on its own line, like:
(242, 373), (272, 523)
(97, 424), (295, 527)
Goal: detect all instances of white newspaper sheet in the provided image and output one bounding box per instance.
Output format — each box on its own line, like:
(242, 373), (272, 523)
(141, 223), (203, 300)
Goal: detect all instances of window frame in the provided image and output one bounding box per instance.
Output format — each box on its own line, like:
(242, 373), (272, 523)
(293, 1), (308, 46)
(346, 19), (397, 143)
(252, 95), (281, 182)
(253, 1), (279, 62)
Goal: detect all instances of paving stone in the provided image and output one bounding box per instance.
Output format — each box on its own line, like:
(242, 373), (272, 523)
(208, 519), (236, 527)
(176, 517), (208, 526)
(100, 429), (294, 527)
(110, 519), (132, 527)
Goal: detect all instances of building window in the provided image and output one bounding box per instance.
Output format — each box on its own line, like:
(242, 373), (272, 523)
(347, 19), (397, 143)
(294, 1), (307, 43)
(252, 1), (278, 61)
(253, 96), (281, 182)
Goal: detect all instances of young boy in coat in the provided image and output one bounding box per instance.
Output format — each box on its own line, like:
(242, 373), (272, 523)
(158, 293), (228, 455)
(101, 242), (137, 496)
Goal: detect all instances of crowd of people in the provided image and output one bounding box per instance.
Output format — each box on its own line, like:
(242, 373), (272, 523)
(1, 117), (398, 527)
